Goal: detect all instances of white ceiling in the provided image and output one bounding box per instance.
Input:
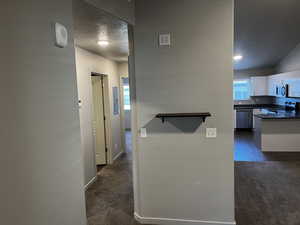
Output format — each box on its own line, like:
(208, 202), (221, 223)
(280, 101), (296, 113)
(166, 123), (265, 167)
(73, 0), (129, 62)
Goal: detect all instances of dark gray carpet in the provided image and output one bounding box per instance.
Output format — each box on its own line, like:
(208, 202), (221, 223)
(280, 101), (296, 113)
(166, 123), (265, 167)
(86, 132), (300, 225)
(86, 131), (144, 225)
(235, 161), (300, 225)
(86, 153), (140, 225)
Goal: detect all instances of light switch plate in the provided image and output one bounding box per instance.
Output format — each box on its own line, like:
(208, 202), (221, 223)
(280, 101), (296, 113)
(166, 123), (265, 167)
(159, 33), (171, 46)
(55, 23), (68, 48)
(206, 128), (217, 138)
(140, 128), (147, 138)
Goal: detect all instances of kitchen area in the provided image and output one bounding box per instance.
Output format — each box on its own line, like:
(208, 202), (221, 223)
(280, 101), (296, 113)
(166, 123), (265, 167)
(233, 2), (300, 224)
(234, 71), (300, 161)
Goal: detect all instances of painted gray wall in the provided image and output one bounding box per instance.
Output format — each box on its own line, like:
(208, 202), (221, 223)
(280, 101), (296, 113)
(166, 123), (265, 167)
(85, 0), (135, 25)
(277, 43), (300, 73)
(234, 68), (276, 80)
(0, 1), (86, 225)
(234, 0), (300, 70)
(133, 0), (235, 224)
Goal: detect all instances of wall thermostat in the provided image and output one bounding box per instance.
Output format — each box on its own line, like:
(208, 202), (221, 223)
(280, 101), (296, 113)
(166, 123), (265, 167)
(55, 23), (68, 48)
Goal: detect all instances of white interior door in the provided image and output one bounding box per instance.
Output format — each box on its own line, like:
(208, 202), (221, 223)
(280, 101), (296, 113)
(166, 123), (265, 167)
(92, 76), (107, 165)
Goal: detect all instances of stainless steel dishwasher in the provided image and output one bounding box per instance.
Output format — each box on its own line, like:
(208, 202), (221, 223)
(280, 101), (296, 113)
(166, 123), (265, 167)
(236, 109), (253, 129)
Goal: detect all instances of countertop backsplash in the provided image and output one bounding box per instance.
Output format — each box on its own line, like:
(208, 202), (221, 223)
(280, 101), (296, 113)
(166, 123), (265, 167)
(276, 96), (300, 106)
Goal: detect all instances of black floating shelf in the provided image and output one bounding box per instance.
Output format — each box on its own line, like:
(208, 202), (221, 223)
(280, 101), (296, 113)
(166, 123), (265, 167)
(156, 112), (211, 123)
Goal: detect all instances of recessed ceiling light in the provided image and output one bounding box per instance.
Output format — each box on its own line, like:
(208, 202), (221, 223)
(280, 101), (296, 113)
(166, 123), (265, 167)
(98, 40), (109, 47)
(233, 55), (243, 61)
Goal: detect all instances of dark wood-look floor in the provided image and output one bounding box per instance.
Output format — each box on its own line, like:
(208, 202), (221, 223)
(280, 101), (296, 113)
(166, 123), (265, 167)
(86, 131), (300, 225)
(234, 130), (300, 162)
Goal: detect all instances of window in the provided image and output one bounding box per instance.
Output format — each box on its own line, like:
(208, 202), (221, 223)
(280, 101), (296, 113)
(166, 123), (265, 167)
(234, 80), (250, 100)
(124, 85), (131, 110)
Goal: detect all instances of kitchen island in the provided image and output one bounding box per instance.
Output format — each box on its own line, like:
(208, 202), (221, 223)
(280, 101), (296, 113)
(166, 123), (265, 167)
(254, 111), (300, 152)
(234, 103), (284, 129)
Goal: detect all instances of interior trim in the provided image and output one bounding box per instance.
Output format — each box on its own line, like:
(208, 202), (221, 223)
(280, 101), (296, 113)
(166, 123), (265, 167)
(84, 176), (97, 191)
(91, 72), (107, 77)
(134, 212), (236, 225)
(113, 150), (124, 162)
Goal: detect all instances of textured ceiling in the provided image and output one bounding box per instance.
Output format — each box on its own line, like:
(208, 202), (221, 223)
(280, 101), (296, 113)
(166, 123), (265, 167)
(73, 0), (300, 67)
(73, 0), (129, 62)
(234, 0), (300, 70)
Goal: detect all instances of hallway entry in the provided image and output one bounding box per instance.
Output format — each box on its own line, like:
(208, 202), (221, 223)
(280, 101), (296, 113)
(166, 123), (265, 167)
(85, 131), (135, 225)
(92, 75), (108, 165)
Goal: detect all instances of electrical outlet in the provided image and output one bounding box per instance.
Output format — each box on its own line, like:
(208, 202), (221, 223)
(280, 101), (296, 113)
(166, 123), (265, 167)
(140, 128), (147, 138)
(206, 128), (217, 138)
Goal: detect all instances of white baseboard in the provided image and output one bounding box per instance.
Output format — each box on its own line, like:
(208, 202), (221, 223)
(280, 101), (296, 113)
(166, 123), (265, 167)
(113, 150), (124, 162)
(84, 176), (97, 191)
(134, 212), (236, 225)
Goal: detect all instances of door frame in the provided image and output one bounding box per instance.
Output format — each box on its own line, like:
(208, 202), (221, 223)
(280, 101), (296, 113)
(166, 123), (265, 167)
(119, 76), (127, 154)
(91, 72), (113, 165)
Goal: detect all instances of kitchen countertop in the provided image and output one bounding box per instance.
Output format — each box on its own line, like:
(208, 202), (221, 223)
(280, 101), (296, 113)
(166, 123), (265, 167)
(234, 104), (300, 119)
(254, 110), (300, 119)
(234, 104), (282, 109)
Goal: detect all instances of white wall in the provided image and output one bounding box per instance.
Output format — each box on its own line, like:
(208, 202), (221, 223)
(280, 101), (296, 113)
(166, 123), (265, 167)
(133, 1), (235, 224)
(278, 42), (300, 73)
(75, 47), (123, 185)
(0, 1), (86, 225)
(118, 62), (131, 130)
(118, 62), (129, 77)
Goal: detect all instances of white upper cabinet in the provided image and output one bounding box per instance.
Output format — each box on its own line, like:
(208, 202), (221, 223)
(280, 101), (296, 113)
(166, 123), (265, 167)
(267, 75), (277, 96)
(250, 76), (268, 96)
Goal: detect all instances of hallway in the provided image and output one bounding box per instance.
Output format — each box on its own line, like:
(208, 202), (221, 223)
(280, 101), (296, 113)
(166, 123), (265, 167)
(85, 131), (141, 225)
(86, 153), (137, 225)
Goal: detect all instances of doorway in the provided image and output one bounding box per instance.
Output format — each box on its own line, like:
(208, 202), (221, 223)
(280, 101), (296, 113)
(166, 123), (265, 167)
(120, 76), (132, 153)
(73, 0), (135, 223)
(91, 73), (109, 166)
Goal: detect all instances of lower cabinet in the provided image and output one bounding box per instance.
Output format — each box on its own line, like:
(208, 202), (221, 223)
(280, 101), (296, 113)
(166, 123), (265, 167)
(234, 110), (236, 129)
(236, 109), (253, 129)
